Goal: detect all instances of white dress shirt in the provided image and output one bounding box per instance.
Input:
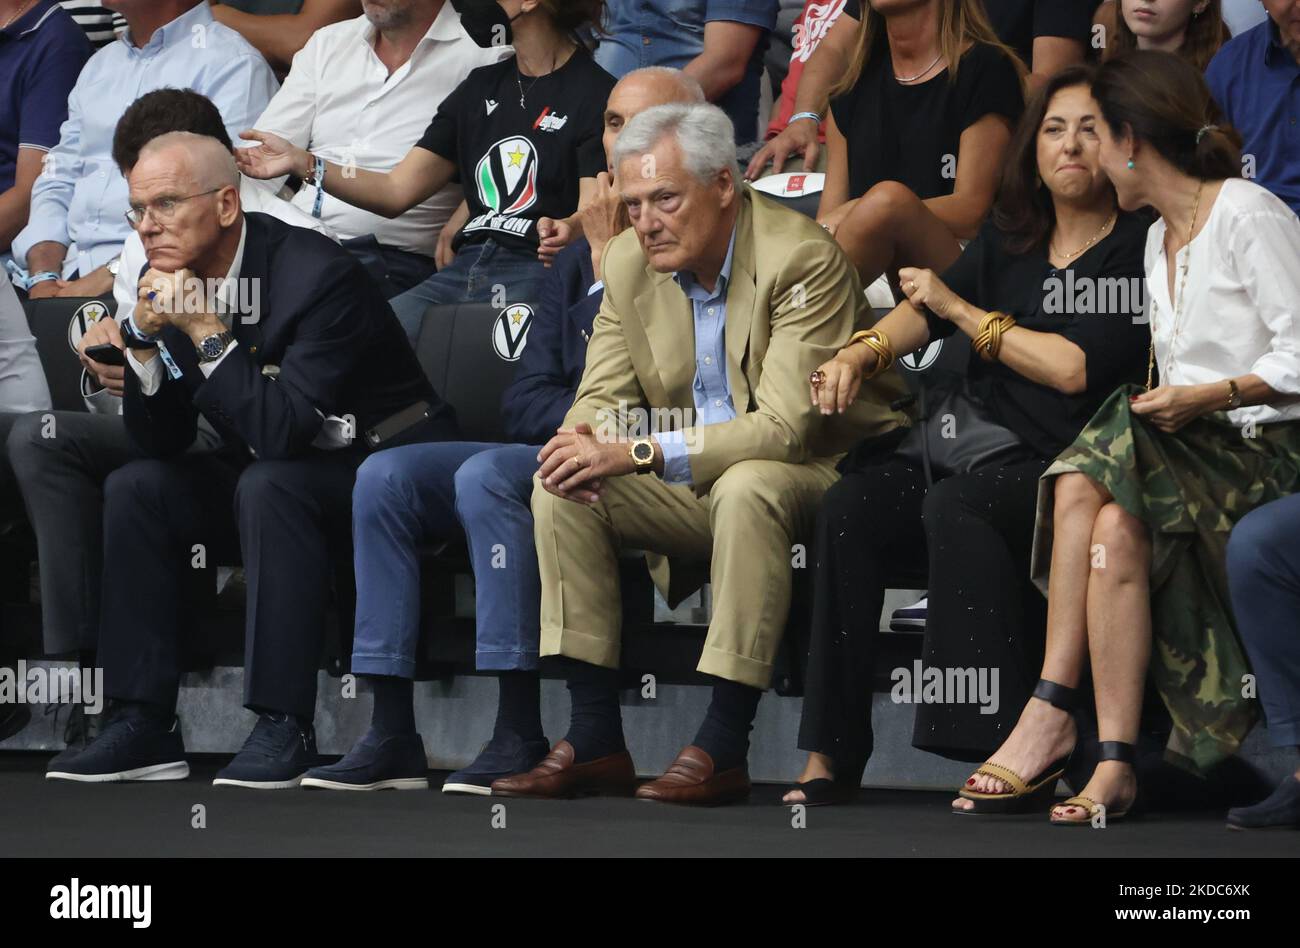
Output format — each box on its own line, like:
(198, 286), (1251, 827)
(1147, 177), (1300, 424)
(251, 8), (510, 257)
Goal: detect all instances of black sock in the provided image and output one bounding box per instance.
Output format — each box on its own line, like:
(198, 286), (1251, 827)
(691, 678), (762, 772)
(556, 658), (624, 763)
(492, 670), (543, 743)
(368, 675), (414, 736)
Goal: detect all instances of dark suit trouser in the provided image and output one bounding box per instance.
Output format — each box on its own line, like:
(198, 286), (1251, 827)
(4, 411), (140, 656)
(100, 448), (364, 720)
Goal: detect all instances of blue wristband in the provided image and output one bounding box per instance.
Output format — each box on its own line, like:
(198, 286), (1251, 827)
(311, 154), (326, 219)
(789, 111), (822, 125)
(27, 270), (61, 288)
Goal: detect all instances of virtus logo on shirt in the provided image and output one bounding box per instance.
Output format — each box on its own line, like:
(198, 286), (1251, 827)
(474, 135), (538, 216)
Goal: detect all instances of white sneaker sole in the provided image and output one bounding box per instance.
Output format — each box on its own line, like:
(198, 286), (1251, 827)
(441, 782), (493, 796)
(46, 761), (190, 782)
(300, 776), (429, 791)
(211, 775), (304, 790)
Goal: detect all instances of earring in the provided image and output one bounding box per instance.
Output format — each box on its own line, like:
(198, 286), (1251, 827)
(1126, 159), (1135, 170)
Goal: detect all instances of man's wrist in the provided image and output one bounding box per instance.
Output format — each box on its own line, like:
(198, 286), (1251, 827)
(185, 316), (228, 346)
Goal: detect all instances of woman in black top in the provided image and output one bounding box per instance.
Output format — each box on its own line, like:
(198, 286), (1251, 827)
(818, 0), (1024, 292)
(236, 0), (612, 339)
(785, 66), (1149, 805)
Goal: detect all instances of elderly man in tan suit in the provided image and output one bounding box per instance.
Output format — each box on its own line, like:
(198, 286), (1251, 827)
(492, 102), (907, 806)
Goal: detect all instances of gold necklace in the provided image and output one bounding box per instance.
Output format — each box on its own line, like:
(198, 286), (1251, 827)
(1050, 210), (1117, 261)
(1, 0), (37, 30)
(1147, 182), (1203, 391)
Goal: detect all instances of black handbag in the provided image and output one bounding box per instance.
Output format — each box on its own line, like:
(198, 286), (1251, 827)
(895, 375), (1027, 484)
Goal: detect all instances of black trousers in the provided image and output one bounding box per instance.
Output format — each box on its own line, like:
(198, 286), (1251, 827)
(797, 455), (1049, 780)
(99, 448), (364, 720)
(4, 411), (140, 655)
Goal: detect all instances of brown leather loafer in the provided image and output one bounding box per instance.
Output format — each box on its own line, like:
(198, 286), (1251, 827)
(490, 740), (636, 799)
(635, 745), (750, 806)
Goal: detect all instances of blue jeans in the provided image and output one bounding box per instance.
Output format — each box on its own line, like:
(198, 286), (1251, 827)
(388, 239), (547, 343)
(1227, 494), (1300, 747)
(350, 441), (543, 677)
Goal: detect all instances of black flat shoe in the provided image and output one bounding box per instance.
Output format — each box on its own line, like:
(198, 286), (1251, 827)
(1226, 774), (1300, 830)
(783, 777), (857, 807)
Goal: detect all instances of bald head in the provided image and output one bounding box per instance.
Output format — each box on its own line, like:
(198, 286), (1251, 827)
(602, 67), (706, 172)
(128, 130), (243, 276)
(137, 131), (240, 193)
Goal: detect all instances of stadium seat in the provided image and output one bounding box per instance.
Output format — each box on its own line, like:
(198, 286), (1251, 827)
(22, 295), (114, 413)
(750, 170), (824, 219)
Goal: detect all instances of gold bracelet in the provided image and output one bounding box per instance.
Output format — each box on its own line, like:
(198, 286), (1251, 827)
(974, 311), (1016, 362)
(848, 328), (894, 379)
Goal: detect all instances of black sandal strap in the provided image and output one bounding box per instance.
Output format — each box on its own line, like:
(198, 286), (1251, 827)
(1097, 740), (1136, 764)
(1031, 678), (1078, 712)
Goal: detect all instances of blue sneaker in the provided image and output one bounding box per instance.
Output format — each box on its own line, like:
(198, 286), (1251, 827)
(443, 732), (550, 795)
(212, 713), (318, 789)
(1227, 774), (1300, 830)
(45, 710), (188, 783)
(889, 596), (928, 632)
(300, 729), (429, 791)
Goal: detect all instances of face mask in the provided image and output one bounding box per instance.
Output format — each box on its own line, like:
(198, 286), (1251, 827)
(457, 0), (517, 48)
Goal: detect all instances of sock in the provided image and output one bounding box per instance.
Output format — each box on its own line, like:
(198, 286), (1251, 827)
(691, 677), (762, 772)
(556, 657), (624, 763)
(492, 670), (543, 743)
(368, 675), (415, 736)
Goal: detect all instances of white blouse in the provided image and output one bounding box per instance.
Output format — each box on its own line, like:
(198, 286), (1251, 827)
(1146, 177), (1300, 425)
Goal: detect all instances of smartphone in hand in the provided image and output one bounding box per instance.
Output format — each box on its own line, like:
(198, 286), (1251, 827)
(84, 343), (125, 367)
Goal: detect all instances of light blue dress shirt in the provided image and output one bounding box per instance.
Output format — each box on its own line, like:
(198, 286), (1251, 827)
(654, 222), (738, 485)
(11, 2), (278, 277)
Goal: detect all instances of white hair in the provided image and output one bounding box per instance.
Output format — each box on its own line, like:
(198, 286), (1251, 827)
(611, 102), (739, 186)
(618, 66), (706, 104)
(138, 130), (239, 190)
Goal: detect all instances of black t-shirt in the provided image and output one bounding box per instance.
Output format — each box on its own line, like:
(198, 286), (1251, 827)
(829, 35), (1023, 201)
(842, 0), (1100, 68)
(416, 47), (615, 253)
(983, 0), (1101, 68)
(924, 211), (1150, 458)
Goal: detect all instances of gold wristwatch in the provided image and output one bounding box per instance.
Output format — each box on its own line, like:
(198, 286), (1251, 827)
(1226, 378), (1242, 410)
(629, 437), (656, 474)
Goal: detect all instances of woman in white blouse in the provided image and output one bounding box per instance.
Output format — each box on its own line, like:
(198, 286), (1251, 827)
(952, 50), (1300, 823)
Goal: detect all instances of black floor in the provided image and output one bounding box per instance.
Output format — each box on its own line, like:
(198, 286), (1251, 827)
(1, 753), (1295, 858)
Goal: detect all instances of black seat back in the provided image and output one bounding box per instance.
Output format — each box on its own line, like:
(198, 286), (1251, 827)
(415, 302), (536, 443)
(22, 295), (115, 412)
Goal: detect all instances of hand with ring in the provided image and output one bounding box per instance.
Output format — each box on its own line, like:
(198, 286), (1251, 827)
(898, 266), (961, 321)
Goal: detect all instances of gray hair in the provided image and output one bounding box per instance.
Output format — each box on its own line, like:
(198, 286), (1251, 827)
(618, 66), (706, 104)
(611, 103), (739, 186)
(138, 130), (239, 190)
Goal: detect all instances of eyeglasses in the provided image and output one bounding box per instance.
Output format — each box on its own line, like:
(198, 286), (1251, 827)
(125, 188), (224, 228)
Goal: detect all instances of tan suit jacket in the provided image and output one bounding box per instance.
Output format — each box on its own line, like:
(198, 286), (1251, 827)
(564, 183), (909, 494)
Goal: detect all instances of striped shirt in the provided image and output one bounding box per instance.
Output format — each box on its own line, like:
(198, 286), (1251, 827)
(57, 0), (123, 48)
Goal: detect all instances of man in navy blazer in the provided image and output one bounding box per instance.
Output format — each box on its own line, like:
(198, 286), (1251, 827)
(46, 131), (455, 789)
(297, 68), (707, 794)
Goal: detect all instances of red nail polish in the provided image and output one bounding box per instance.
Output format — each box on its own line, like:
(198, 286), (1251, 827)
(966, 777), (975, 786)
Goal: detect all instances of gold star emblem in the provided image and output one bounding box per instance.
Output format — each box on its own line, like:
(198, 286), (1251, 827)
(510, 308), (524, 325)
(507, 146), (526, 168)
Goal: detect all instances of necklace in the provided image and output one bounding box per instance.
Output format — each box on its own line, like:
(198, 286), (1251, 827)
(515, 48), (562, 108)
(1, 0), (36, 30)
(1050, 210), (1117, 261)
(894, 51), (944, 83)
(1147, 182), (1203, 391)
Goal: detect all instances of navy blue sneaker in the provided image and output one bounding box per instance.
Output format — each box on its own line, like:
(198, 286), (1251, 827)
(300, 729), (429, 791)
(889, 596), (928, 632)
(1227, 774), (1300, 830)
(443, 732), (550, 795)
(212, 713), (318, 789)
(45, 711), (188, 782)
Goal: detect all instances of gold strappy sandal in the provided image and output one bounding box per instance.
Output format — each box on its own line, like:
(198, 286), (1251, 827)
(954, 679), (1076, 815)
(1050, 741), (1137, 826)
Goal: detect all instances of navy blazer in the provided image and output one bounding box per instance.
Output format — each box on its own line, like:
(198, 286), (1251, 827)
(501, 236), (602, 445)
(123, 212), (455, 460)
